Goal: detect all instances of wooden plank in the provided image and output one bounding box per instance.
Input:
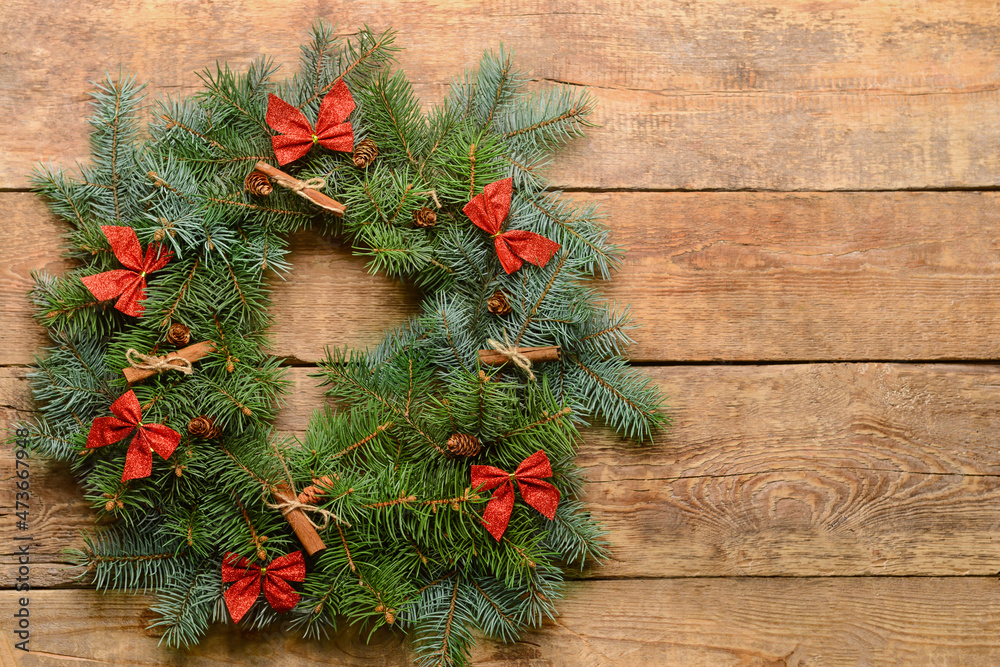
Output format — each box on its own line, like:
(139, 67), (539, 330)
(8, 578), (1000, 665)
(2, 1), (998, 190)
(5, 191), (1000, 365)
(7, 363), (1000, 581)
(0, 195), (72, 368)
(271, 190), (1000, 363)
(0, 192), (420, 367)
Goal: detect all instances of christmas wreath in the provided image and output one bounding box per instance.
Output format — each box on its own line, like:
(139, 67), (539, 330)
(24, 22), (667, 665)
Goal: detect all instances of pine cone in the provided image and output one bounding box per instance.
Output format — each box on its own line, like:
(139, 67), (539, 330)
(297, 476), (334, 505)
(352, 138), (379, 168)
(487, 290), (512, 316)
(413, 207), (437, 228)
(166, 322), (191, 347)
(155, 218), (176, 241)
(187, 415), (221, 440)
(447, 433), (481, 457)
(245, 170), (273, 196)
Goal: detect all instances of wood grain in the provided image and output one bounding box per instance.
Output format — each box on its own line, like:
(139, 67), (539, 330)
(2, 1), (998, 190)
(5, 190), (1000, 365)
(5, 2), (1000, 659)
(7, 362), (1000, 583)
(0, 192), (421, 367)
(7, 578), (1000, 665)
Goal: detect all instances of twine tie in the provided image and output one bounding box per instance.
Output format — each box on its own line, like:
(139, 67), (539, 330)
(126, 348), (193, 376)
(486, 331), (536, 381)
(265, 491), (349, 531)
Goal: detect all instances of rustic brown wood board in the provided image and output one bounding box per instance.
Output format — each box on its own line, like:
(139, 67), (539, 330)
(1, 0), (999, 664)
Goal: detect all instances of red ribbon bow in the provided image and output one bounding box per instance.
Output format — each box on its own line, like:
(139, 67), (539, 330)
(266, 79), (355, 165)
(471, 450), (561, 540)
(222, 551), (306, 623)
(463, 178), (561, 275)
(80, 226), (172, 317)
(86, 390), (181, 482)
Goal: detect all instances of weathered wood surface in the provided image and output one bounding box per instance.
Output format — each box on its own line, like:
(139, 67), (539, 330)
(4, 0), (1000, 664)
(8, 579), (1000, 665)
(2, 1), (999, 191)
(5, 362), (1000, 587)
(5, 190), (1000, 365)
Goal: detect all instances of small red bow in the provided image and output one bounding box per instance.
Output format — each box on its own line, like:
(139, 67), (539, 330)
(471, 450), (560, 540)
(80, 226), (172, 317)
(222, 551), (306, 623)
(463, 178), (561, 275)
(86, 390), (181, 482)
(266, 79), (355, 165)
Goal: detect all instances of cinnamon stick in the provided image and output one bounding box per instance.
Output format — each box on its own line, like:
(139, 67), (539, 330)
(478, 345), (561, 367)
(272, 482), (326, 555)
(123, 340), (216, 385)
(253, 161), (345, 217)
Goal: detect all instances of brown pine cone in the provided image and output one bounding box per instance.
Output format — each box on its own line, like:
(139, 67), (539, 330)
(166, 322), (191, 347)
(413, 207), (437, 228)
(187, 415), (221, 440)
(487, 290), (512, 316)
(352, 138), (379, 168)
(447, 433), (481, 457)
(154, 218), (177, 241)
(245, 170), (273, 196)
(297, 476), (335, 505)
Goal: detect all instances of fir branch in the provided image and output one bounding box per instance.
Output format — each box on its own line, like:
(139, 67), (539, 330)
(206, 196), (309, 217)
(109, 79), (123, 221)
(502, 106), (580, 139)
(377, 77), (418, 165)
(484, 52), (513, 127)
(530, 198), (618, 274)
(234, 495), (268, 560)
(500, 406), (572, 439)
(467, 143), (476, 201)
(435, 578), (461, 667)
(160, 257), (199, 326)
(472, 580), (516, 630)
(364, 493), (417, 509)
(160, 113), (227, 151)
(515, 252), (569, 345)
(147, 170), (196, 204)
(389, 183), (415, 225)
(299, 28), (397, 108)
(336, 524), (356, 572)
(330, 421), (393, 459)
(438, 308), (470, 374)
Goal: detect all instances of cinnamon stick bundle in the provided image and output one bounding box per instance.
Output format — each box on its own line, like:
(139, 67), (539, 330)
(123, 340), (216, 385)
(272, 482), (327, 555)
(253, 161), (345, 217)
(478, 345), (561, 367)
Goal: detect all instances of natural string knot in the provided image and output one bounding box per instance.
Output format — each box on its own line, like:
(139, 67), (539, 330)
(265, 490), (350, 531)
(283, 175), (329, 208)
(292, 176), (327, 193)
(126, 348), (194, 376)
(487, 331), (535, 381)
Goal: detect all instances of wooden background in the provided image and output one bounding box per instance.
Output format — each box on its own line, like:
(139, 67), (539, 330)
(2, 1), (1000, 664)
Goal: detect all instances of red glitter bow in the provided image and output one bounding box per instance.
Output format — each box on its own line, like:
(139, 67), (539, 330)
(222, 551), (306, 623)
(86, 390), (181, 482)
(470, 450), (561, 540)
(266, 79), (355, 165)
(463, 177), (561, 275)
(80, 226), (172, 317)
